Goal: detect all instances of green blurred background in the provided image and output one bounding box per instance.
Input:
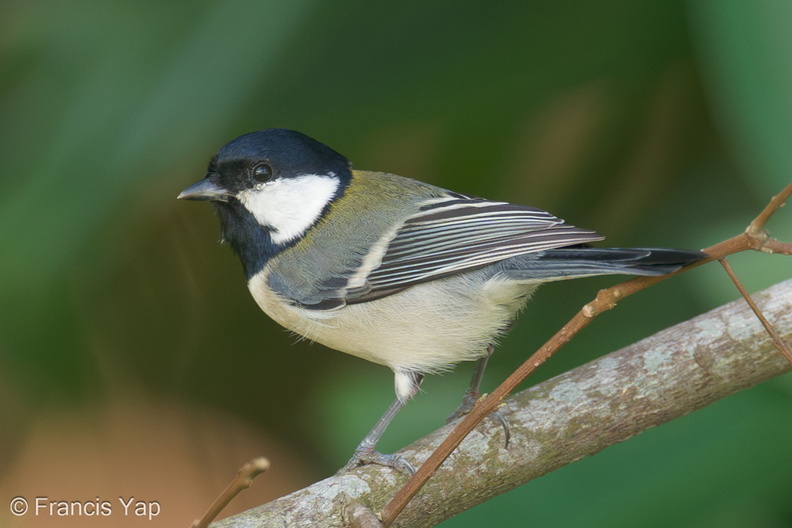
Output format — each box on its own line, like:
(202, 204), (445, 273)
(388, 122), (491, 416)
(2, 1), (791, 526)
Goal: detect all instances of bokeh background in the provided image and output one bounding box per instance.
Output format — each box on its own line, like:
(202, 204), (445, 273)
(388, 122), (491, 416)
(2, 1), (791, 526)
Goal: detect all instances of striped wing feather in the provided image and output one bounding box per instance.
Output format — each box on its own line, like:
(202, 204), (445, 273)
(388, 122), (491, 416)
(342, 198), (603, 303)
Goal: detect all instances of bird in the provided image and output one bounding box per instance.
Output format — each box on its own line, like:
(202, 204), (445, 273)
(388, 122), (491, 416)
(178, 128), (704, 474)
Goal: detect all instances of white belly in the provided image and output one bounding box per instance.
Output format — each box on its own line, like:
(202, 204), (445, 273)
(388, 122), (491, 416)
(247, 269), (539, 376)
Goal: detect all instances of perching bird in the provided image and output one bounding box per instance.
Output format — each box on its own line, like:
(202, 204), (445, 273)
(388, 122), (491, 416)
(178, 128), (704, 474)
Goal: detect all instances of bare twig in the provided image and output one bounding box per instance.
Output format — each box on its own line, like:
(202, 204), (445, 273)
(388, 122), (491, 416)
(379, 182), (792, 526)
(193, 457), (270, 528)
(719, 257), (792, 365)
(746, 184), (791, 240)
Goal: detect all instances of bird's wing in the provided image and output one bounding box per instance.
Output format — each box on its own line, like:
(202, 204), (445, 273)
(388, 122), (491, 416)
(294, 197), (603, 309)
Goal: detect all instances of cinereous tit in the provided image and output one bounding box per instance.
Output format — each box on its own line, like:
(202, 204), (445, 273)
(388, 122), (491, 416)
(178, 128), (704, 474)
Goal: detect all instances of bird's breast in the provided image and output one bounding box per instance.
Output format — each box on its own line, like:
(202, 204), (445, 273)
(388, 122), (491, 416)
(246, 267), (539, 375)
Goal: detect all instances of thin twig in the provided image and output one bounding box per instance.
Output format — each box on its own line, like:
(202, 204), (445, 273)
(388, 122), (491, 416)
(192, 457), (270, 528)
(719, 257), (792, 365)
(380, 182), (792, 527)
(746, 184), (792, 238)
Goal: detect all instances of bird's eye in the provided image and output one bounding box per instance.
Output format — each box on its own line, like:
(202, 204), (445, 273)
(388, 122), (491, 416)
(252, 162), (273, 182)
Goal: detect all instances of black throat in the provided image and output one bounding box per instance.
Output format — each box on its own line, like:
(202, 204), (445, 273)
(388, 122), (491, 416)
(212, 171), (352, 280)
(213, 199), (280, 280)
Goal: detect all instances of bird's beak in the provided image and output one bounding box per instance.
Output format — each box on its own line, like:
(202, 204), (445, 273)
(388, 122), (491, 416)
(177, 178), (231, 202)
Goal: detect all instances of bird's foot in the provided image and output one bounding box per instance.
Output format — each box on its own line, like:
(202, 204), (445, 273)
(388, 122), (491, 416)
(338, 446), (416, 476)
(446, 389), (479, 423)
(446, 390), (511, 448)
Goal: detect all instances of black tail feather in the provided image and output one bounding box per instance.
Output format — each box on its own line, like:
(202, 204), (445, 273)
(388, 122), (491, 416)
(502, 247), (705, 280)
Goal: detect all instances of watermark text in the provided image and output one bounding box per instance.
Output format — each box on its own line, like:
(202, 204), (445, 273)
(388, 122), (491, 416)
(9, 496), (160, 520)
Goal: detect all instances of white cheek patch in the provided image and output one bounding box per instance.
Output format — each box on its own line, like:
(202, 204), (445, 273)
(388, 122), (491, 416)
(239, 174), (340, 244)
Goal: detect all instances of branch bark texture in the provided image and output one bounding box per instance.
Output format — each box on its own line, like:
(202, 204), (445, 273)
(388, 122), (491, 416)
(215, 279), (792, 528)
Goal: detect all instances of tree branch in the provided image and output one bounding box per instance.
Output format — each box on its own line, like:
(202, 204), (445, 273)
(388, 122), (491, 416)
(213, 278), (792, 528)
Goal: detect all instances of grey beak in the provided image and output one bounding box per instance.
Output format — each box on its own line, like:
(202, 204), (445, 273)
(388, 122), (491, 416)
(177, 178), (231, 202)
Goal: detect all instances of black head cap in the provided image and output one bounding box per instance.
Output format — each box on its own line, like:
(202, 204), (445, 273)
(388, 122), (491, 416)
(179, 129), (351, 202)
(210, 128), (351, 192)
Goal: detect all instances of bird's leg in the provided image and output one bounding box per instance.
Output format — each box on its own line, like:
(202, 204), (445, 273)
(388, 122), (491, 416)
(339, 372), (423, 475)
(447, 344), (494, 419)
(447, 344), (510, 446)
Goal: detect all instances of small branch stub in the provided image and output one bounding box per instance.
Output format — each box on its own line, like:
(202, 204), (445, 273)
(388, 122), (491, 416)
(345, 502), (385, 528)
(195, 457), (270, 528)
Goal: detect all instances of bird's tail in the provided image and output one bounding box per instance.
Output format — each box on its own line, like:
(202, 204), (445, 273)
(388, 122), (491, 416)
(503, 247), (706, 281)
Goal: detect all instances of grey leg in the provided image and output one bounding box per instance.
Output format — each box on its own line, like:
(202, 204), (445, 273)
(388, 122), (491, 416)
(447, 345), (510, 447)
(447, 344), (494, 420)
(339, 372), (423, 475)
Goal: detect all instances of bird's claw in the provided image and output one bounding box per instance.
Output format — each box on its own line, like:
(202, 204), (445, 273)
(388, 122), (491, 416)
(338, 447), (416, 476)
(446, 391), (511, 448)
(446, 389), (478, 423)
